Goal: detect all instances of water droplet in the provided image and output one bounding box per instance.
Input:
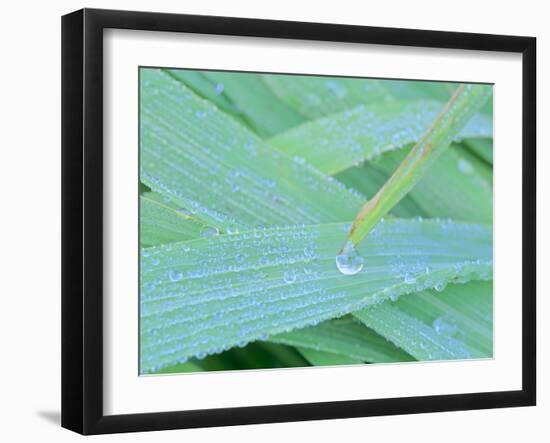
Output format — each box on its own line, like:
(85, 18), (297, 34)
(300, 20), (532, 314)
(169, 270), (182, 282)
(434, 282), (447, 292)
(432, 316), (458, 336)
(335, 241), (364, 276)
(214, 82), (224, 94)
(200, 226), (219, 237)
(176, 208), (193, 216)
(404, 273), (417, 285)
(283, 270), (296, 284)
(457, 158), (474, 174)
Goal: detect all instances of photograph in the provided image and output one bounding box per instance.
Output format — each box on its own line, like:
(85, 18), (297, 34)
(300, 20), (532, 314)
(139, 67), (494, 375)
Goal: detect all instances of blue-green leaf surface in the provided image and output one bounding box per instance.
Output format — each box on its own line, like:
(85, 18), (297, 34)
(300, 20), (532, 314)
(269, 101), (492, 175)
(354, 280), (493, 360)
(140, 219), (491, 372)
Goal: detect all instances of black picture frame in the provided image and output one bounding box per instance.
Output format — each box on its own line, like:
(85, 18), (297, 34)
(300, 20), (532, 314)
(61, 8), (536, 435)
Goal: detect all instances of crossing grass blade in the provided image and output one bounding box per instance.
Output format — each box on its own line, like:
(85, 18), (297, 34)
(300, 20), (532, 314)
(354, 280), (493, 360)
(262, 74), (393, 119)
(140, 193), (210, 246)
(167, 69), (306, 138)
(296, 347), (362, 366)
(270, 317), (414, 363)
(269, 100), (492, 175)
(342, 84), (492, 249)
(368, 144), (492, 223)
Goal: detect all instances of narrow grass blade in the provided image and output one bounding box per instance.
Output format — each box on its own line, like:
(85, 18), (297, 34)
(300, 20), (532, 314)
(354, 280), (493, 360)
(296, 347), (362, 366)
(271, 317), (413, 363)
(262, 74), (393, 119)
(343, 84), (492, 249)
(463, 138), (493, 165)
(140, 193), (209, 246)
(368, 145), (493, 223)
(164, 69), (242, 121)
(200, 71), (306, 137)
(167, 69), (306, 138)
(335, 163), (427, 218)
(140, 219), (491, 372)
(156, 361), (203, 374)
(269, 100), (492, 175)
(383, 80), (458, 102)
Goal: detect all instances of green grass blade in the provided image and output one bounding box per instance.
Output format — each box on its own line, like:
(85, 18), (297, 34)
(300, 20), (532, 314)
(140, 68), (363, 231)
(262, 73), (393, 119)
(335, 163), (427, 218)
(296, 347), (362, 366)
(167, 69), (306, 138)
(354, 280), (493, 360)
(140, 219), (491, 372)
(369, 145), (492, 223)
(270, 317), (414, 363)
(156, 360), (203, 374)
(383, 80), (458, 101)
(200, 71), (306, 137)
(269, 100), (492, 175)
(463, 138), (493, 165)
(163, 69), (245, 123)
(343, 84), (492, 249)
(140, 193), (209, 246)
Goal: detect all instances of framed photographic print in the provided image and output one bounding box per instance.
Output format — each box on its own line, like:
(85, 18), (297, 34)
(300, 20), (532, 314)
(61, 8), (536, 435)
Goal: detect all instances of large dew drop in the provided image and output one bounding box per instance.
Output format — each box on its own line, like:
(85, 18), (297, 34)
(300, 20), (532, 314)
(335, 241), (364, 276)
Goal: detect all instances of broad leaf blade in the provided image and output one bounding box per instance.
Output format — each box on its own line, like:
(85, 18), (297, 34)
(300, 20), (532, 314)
(201, 71), (306, 137)
(271, 317), (413, 363)
(262, 74), (393, 119)
(140, 193), (209, 246)
(370, 145), (492, 222)
(167, 69), (306, 138)
(140, 68), (363, 231)
(383, 80), (457, 102)
(296, 347), (362, 366)
(140, 219), (492, 372)
(354, 280), (493, 360)
(269, 100), (492, 175)
(463, 138), (493, 165)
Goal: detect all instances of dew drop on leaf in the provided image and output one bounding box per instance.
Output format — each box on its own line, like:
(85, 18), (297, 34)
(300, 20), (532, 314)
(335, 241), (364, 275)
(200, 226), (220, 237)
(434, 281), (447, 292)
(432, 315), (458, 336)
(168, 270), (183, 282)
(176, 208), (193, 216)
(283, 270), (297, 284)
